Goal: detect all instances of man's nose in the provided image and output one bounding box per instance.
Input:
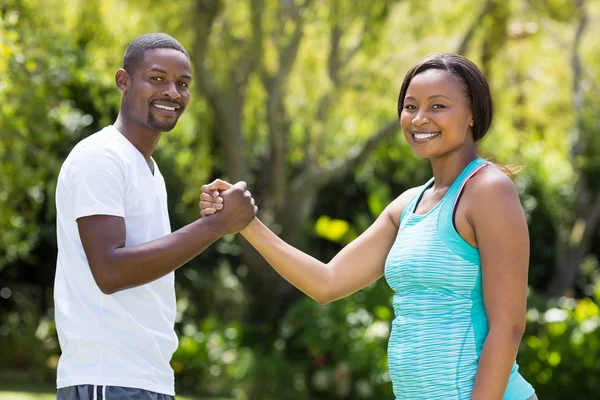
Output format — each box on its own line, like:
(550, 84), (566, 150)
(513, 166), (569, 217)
(163, 82), (181, 100)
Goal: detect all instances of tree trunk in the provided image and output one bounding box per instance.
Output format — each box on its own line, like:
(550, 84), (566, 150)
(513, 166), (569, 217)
(546, 238), (586, 297)
(545, 0), (593, 297)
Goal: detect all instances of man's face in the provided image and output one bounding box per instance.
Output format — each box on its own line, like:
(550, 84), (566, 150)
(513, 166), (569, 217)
(123, 48), (192, 132)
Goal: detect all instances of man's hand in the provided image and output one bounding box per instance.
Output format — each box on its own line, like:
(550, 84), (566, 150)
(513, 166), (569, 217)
(200, 180), (257, 233)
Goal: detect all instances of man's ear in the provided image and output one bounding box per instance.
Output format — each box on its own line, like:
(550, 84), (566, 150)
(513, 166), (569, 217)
(115, 68), (130, 91)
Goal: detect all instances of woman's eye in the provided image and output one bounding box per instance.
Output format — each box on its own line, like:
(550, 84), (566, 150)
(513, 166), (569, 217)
(432, 104), (446, 109)
(404, 104), (416, 110)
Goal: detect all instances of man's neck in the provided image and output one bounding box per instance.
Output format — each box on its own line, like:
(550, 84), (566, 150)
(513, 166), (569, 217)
(113, 114), (161, 162)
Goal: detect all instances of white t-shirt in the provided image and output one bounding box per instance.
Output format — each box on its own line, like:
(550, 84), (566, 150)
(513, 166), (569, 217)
(54, 125), (177, 395)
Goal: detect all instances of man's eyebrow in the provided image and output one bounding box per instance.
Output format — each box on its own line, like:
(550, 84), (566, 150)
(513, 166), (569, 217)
(148, 68), (192, 80)
(149, 67), (168, 74)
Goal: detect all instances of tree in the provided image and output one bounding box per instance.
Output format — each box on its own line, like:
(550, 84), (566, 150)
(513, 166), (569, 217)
(545, 0), (600, 296)
(189, 0), (513, 340)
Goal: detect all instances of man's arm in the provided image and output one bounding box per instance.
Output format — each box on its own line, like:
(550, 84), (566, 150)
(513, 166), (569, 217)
(78, 181), (256, 294)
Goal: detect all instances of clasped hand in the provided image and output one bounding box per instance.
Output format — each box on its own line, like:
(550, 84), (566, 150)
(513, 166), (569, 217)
(199, 179), (257, 233)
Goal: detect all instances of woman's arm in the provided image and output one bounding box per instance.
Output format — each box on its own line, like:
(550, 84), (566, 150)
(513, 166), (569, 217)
(466, 170), (530, 400)
(201, 180), (419, 304)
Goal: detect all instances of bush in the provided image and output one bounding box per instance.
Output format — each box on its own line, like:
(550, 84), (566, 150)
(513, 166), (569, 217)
(0, 284), (58, 384)
(519, 291), (600, 399)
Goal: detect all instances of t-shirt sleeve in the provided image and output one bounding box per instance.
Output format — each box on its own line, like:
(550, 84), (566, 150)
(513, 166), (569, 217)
(67, 146), (126, 220)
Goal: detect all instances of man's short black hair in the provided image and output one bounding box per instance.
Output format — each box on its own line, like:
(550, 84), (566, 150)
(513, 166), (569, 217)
(123, 33), (190, 73)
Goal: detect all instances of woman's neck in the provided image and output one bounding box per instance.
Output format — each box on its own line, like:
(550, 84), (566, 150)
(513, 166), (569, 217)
(429, 146), (479, 189)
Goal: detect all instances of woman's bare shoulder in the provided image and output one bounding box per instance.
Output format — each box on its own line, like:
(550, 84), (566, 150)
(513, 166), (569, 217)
(385, 186), (423, 228)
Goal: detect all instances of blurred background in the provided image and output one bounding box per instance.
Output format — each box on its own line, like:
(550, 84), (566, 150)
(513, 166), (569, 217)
(1, 0), (599, 399)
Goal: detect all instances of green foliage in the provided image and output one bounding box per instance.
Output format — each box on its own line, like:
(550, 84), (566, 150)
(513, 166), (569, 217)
(578, 93), (600, 191)
(171, 278), (395, 400)
(314, 216), (350, 243)
(0, 285), (58, 383)
(1, 0), (74, 269)
(2, 0), (600, 398)
(519, 293), (600, 398)
(272, 283), (394, 399)
(172, 316), (253, 398)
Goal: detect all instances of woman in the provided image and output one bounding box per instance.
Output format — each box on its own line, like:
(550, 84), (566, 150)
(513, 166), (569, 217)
(200, 53), (537, 400)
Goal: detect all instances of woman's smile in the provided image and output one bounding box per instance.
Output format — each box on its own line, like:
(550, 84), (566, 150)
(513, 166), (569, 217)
(411, 131), (441, 143)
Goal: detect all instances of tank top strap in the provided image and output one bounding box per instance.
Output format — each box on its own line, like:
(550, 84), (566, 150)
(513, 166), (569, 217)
(444, 158), (490, 206)
(437, 157), (490, 264)
(399, 177), (434, 228)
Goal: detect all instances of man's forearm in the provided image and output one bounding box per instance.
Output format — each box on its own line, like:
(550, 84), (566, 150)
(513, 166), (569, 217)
(93, 217), (227, 294)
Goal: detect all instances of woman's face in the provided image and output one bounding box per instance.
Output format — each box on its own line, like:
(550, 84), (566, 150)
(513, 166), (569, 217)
(400, 69), (474, 159)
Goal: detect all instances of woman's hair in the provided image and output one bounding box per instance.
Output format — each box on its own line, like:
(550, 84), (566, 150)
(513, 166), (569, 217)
(397, 53), (493, 142)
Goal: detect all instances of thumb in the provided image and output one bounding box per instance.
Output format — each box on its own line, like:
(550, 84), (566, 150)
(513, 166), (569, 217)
(203, 179), (233, 193)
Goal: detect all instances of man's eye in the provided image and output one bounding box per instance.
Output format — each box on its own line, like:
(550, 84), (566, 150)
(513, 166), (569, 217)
(151, 77), (163, 82)
(178, 82), (188, 88)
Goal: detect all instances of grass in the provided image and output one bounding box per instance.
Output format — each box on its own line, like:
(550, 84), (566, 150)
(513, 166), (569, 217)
(0, 381), (232, 400)
(0, 391), (53, 400)
(0, 381), (53, 400)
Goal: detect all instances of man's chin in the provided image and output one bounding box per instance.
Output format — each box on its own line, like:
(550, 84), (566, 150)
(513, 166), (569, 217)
(147, 118), (178, 133)
(153, 125), (177, 133)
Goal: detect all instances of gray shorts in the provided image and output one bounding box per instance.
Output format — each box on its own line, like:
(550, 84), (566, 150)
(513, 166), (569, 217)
(56, 385), (175, 400)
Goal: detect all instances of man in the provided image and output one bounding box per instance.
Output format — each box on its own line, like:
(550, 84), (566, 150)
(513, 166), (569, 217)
(54, 33), (256, 400)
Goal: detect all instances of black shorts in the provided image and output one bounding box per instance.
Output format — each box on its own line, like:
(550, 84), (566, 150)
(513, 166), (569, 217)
(56, 385), (175, 400)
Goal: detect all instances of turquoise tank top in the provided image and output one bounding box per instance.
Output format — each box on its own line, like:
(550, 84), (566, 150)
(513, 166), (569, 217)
(384, 158), (534, 399)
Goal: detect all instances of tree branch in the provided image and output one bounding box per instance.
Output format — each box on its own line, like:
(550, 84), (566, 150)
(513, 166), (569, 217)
(293, 0), (485, 202)
(306, 5), (377, 165)
(263, 0), (313, 211)
(192, 0), (226, 113)
(456, 0), (495, 55)
(292, 120), (399, 194)
(192, 0), (247, 181)
(275, 0), (313, 92)
(304, 5), (343, 164)
(568, 0), (587, 160)
(232, 0), (265, 108)
(546, 0), (590, 296)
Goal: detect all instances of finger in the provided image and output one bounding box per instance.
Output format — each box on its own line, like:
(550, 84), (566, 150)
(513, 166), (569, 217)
(207, 179), (233, 191)
(201, 208), (218, 217)
(198, 198), (221, 208)
(200, 185), (220, 198)
(200, 192), (223, 203)
(200, 184), (213, 193)
(254, 205), (258, 214)
(200, 201), (223, 210)
(199, 200), (223, 211)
